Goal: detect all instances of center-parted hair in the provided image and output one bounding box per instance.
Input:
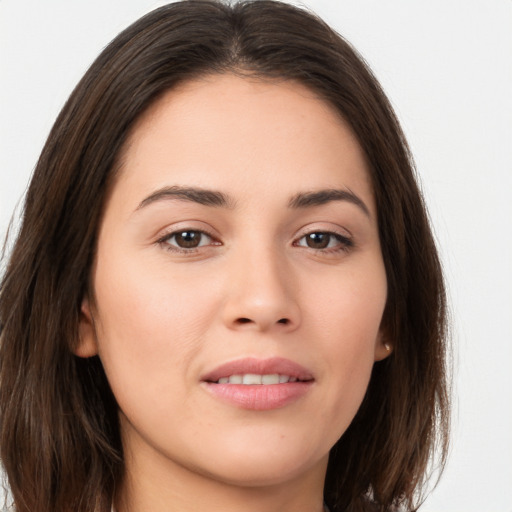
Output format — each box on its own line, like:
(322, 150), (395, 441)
(0, 2), (449, 511)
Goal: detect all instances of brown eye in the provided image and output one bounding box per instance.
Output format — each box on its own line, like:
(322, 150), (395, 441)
(164, 230), (212, 249)
(295, 231), (353, 251)
(304, 232), (330, 249)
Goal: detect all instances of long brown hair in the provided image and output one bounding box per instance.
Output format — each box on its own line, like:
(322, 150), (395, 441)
(0, 1), (449, 511)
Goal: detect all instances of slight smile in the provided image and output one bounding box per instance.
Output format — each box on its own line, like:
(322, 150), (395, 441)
(201, 357), (315, 410)
(215, 374), (301, 385)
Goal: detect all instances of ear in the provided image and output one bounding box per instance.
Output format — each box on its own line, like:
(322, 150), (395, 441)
(374, 331), (393, 362)
(75, 297), (99, 358)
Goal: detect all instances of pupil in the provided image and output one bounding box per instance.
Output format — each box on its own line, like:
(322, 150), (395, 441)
(307, 233), (329, 249)
(176, 231), (200, 248)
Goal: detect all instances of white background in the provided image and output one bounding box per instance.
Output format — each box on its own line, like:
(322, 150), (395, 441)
(1, 1), (511, 510)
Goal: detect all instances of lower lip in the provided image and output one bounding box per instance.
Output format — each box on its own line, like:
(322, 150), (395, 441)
(202, 381), (313, 410)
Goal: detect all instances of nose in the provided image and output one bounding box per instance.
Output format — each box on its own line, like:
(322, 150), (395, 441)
(221, 245), (301, 333)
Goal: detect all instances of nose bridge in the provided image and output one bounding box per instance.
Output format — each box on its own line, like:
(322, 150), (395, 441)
(222, 237), (300, 332)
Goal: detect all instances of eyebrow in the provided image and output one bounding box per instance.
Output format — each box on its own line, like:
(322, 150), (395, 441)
(136, 185), (235, 210)
(288, 188), (371, 217)
(136, 185), (370, 217)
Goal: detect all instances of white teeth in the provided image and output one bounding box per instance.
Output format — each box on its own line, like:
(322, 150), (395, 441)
(216, 374), (298, 385)
(243, 374), (262, 385)
(261, 374), (280, 385)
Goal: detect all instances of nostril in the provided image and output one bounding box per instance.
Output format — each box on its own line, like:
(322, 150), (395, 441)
(234, 317), (290, 326)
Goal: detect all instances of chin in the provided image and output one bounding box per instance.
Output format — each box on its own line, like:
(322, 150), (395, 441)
(191, 435), (328, 488)
(201, 459), (322, 488)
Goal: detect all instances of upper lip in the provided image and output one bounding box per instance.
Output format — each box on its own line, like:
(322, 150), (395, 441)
(201, 357), (314, 383)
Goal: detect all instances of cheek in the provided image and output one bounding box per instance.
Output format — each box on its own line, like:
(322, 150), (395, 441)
(305, 261), (386, 426)
(307, 259), (387, 348)
(94, 247), (217, 338)
(90, 250), (220, 404)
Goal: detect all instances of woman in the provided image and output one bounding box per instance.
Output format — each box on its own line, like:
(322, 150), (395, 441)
(0, 1), (449, 511)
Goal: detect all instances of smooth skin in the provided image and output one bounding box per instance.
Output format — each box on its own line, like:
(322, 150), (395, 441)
(77, 74), (390, 512)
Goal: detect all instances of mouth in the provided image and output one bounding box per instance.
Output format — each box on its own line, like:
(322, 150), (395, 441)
(212, 374), (305, 385)
(201, 356), (314, 383)
(201, 357), (314, 410)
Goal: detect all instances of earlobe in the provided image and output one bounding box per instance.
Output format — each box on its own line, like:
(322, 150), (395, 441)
(374, 336), (393, 362)
(75, 297), (99, 358)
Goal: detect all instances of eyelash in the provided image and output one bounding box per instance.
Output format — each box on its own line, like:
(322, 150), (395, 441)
(157, 229), (354, 254)
(157, 229), (219, 253)
(293, 231), (354, 253)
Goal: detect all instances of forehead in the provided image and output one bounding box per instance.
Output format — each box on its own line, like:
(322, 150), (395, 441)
(113, 74), (374, 213)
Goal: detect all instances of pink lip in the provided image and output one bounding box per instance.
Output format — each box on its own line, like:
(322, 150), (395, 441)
(201, 357), (314, 411)
(201, 357), (314, 382)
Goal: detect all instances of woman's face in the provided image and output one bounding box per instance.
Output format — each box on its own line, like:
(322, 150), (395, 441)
(78, 74), (389, 489)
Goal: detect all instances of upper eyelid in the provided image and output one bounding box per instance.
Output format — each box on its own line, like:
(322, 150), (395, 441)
(161, 229), (213, 240)
(294, 231), (353, 245)
(156, 224), (219, 242)
(293, 224), (353, 240)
